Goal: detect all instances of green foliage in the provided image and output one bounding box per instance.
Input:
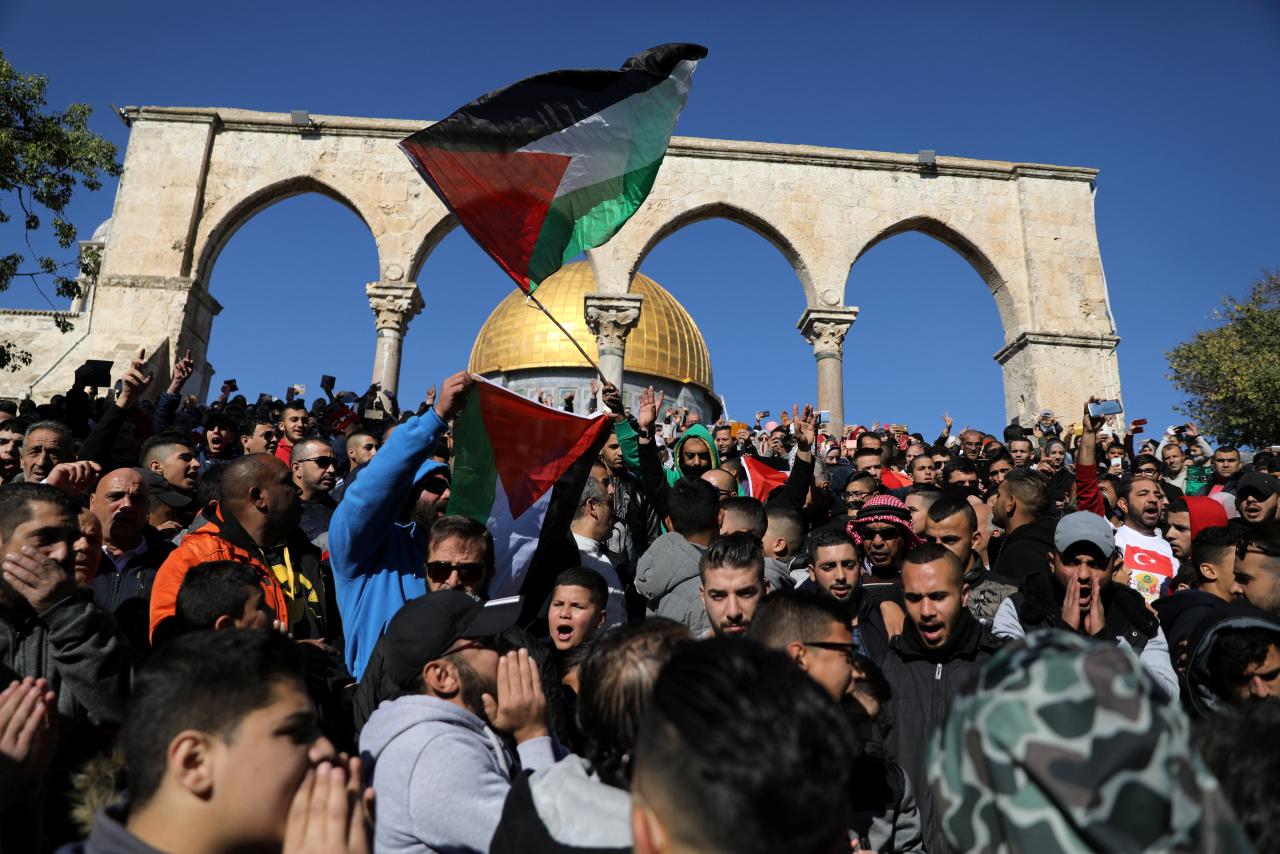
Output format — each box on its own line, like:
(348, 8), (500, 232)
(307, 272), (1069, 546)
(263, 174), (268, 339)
(1167, 270), (1280, 448)
(0, 49), (121, 370)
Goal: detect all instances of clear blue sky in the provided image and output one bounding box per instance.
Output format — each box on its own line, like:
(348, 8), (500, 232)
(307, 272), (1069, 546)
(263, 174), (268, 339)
(3, 0), (1278, 439)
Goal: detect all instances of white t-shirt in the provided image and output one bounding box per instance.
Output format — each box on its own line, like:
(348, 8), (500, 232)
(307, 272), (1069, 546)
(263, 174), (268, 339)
(1113, 524), (1179, 602)
(572, 533), (627, 630)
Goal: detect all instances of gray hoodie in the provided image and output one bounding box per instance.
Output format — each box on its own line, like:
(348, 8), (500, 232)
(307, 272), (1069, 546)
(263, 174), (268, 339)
(490, 755), (631, 852)
(634, 531), (708, 634)
(360, 694), (556, 854)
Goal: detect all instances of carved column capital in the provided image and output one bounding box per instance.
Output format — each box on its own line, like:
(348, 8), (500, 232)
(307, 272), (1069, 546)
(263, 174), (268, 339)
(365, 281), (425, 334)
(583, 293), (644, 355)
(797, 307), (859, 359)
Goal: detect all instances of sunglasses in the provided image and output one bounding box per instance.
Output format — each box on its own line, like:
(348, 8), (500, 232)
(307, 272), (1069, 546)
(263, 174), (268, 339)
(1237, 541), (1280, 560)
(447, 634), (513, 656)
(426, 561), (488, 584)
(843, 490), (873, 500)
(857, 526), (903, 542)
(298, 456), (336, 469)
(803, 641), (857, 665)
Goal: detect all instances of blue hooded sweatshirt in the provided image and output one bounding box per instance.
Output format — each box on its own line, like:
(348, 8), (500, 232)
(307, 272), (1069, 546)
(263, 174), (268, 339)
(329, 408), (447, 679)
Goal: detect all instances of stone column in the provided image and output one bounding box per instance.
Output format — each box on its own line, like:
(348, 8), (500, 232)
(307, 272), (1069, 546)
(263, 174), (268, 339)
(994, 331), (1121, 427)
(365, 281), (425, 395)
(584, 293), (644, 393)
(797, 307), (859, 437)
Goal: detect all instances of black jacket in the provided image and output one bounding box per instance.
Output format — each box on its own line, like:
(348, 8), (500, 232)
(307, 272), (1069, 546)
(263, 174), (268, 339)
(874, 613), (1001, 854)
(1, 589), (134, 848)
(91, 525), (175, 655)
(991, 514), (1058, 581)
(1010, 569), (1159, 652)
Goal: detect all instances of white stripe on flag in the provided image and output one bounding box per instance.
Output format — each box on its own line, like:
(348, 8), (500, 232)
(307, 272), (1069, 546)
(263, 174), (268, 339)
(487, 477), (555, 598)
(517, 59), (697, 199)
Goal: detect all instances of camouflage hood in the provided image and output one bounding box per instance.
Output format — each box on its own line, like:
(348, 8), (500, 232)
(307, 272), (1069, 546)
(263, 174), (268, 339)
(928, 630), (1252, 853)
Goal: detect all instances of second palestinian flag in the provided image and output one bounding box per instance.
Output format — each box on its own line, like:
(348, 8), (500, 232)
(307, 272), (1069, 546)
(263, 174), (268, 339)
(448, 378), (613, 598)
(400, 43), (707, 294)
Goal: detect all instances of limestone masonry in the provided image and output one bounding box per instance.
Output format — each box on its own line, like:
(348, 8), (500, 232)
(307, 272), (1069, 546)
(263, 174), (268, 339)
(0, 106), (1121, 433)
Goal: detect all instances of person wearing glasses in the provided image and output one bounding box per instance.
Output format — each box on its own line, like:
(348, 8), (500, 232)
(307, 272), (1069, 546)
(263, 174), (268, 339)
(849, 495), (923, 582)
(1233, 525), (1280, 617)
(329, 371), (473, 681)
(749, 589), (926, 854)
(808, 470), (877, 541)
(873, 543), (1002, 854)
(290, 437), (338, 544)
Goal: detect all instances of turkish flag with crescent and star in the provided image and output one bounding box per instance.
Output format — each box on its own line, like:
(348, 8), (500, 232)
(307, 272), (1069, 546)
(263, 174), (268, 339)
(1124, 544), (1175, 577)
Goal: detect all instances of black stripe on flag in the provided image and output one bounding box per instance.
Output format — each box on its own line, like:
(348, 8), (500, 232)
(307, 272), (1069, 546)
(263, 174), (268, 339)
(404, 43), (707, 154)
(516, 426), (614, 627)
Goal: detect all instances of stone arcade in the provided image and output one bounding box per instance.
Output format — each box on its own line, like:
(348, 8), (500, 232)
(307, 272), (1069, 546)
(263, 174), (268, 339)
(0, 107), (1121, 432)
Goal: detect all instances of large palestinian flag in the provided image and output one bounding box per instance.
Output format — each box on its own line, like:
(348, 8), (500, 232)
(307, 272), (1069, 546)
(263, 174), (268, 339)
(400, 43), (707, 294)
(448, 378), (613, 599)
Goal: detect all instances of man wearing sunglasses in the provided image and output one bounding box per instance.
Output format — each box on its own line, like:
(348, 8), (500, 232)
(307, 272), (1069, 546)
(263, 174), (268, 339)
(849, 495), (923, 582)
(874, 543), (1001, 854)
(291, 437), (338, 544)
(1233, 526), (1280, 616)
(330, 371), (474, 680)
(749, 589), (926, 854)
(361, 589), (555, 854)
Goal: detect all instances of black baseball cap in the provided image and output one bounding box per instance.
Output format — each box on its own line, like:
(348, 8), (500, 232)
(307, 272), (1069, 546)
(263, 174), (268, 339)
(1237, 471), (1280, 499)
(138, 469), (196, 510)
(382, 590), (523, 690)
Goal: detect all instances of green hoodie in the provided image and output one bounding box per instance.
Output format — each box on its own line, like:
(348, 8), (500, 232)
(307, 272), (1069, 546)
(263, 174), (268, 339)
(664, 423), (720, 484)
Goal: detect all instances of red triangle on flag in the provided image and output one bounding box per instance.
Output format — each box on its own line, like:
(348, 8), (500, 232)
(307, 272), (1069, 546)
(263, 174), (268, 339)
(478, 384), (610, 518)
(742, 455), (788, 502)
(401, 143), (571, 291)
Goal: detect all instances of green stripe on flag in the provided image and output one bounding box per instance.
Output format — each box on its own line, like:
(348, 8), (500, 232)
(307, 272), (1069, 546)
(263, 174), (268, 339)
(446, 394), (497, 523)
(527, 158), (664, 288)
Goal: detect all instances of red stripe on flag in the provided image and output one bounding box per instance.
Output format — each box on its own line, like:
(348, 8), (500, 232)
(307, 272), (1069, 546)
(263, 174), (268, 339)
(477, 383), (612, 517)
(1124, 544), (1174, 577)
(742, 455), (787, 502)
(401, 143), (571, 291)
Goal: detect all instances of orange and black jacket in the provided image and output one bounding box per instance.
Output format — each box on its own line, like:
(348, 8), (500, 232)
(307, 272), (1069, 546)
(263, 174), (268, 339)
(148, 504), (329, 641)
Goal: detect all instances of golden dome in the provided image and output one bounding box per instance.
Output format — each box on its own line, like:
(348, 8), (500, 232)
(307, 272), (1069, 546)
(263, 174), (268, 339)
(468, 261), (713, 392)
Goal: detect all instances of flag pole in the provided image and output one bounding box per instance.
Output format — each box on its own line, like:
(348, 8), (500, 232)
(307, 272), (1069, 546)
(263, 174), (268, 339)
(525, 292), (604, 377)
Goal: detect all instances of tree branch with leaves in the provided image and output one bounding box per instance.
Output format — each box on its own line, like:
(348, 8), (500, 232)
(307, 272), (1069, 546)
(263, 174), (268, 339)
(0, 50), (121, 370)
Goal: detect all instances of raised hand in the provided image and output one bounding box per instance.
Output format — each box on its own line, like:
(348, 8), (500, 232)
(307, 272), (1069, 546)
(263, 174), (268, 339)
(1081, 396), (1098, 435)
(115, 347), (154, 410)
(600, 382), (624, 418)
(480, 648), (548, 744)
(168, 349), (195, 395)
(637, 386), (664, 434)
(943, 411), (953, 432)
(433, 372), (475, 422)
(793, 404), (817, 453)
(44, 460), (101, 495)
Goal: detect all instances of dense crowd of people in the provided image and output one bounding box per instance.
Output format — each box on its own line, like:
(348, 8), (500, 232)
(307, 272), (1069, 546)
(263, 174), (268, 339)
(1, 344), (1278, 853)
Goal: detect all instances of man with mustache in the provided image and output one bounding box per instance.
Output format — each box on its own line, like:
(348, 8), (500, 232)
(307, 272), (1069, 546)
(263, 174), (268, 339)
(992, 511), (1178, 700)
(20, 421), (73, 484)
(1114, 476), (1180, 603)
(89, 467), (175, 654)
(360, 590), (553, 854)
